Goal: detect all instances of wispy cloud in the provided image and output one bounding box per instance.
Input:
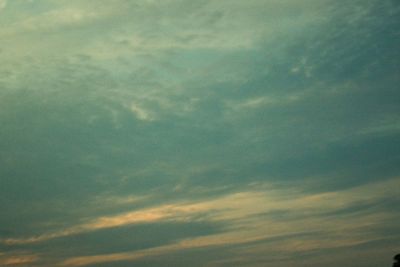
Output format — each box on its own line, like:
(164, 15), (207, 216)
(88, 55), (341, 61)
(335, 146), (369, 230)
(3, 178), (398, 266)
(1, 143), (398, 264)
(0, 253), (39, 266)
(1, 1), (399, 266)
(0, 0), (6, 11)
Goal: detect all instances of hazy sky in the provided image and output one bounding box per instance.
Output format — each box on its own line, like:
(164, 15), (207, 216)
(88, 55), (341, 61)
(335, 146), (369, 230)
(0, 0), (399, 266)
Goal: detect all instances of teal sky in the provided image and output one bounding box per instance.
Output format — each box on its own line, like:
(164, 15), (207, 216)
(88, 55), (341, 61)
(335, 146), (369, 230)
(0, 0), (399, 266)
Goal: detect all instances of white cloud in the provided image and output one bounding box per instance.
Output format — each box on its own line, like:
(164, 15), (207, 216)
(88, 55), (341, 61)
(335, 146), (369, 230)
(129, 103), (154, 121)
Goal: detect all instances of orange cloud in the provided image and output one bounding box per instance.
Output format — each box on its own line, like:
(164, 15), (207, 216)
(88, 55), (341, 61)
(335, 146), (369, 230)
(0, 254), (38, 266)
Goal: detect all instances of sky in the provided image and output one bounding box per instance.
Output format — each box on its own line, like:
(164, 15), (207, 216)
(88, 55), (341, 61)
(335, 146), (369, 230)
(0, 0), (399, 266)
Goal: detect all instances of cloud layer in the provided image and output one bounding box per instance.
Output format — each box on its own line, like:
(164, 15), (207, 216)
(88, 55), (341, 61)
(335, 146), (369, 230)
(0, 0), (399, 266)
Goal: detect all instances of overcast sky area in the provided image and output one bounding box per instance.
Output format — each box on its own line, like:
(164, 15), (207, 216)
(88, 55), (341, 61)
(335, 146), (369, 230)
(0, 0), (399, 266)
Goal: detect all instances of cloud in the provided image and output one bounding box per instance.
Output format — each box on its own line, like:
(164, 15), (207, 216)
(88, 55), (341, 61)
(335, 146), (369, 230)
(1, 1), (399, 267)
(0, 253), (38, 266)
(0, 0), (6, 11)
(0, 0), (7, 12)
(129, 103), (154, 121)
(3, 178), (399, 266)
(1, 200), (210, 245)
